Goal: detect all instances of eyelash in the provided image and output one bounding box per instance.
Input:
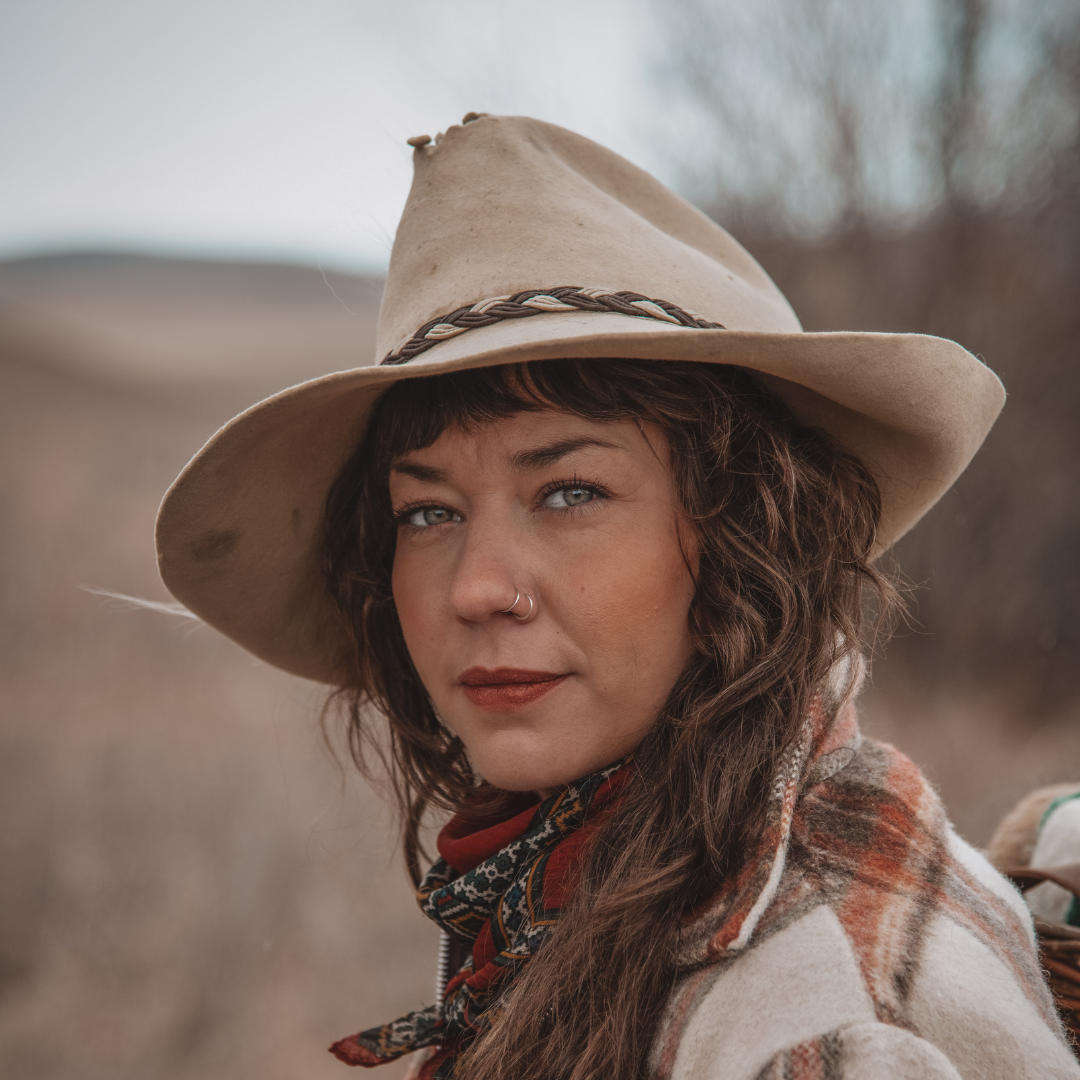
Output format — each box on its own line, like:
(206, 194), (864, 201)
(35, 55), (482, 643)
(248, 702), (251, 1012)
(393, 500), (447, 531)
(393, 476), (611, 530)
(536, 475), (611, 510)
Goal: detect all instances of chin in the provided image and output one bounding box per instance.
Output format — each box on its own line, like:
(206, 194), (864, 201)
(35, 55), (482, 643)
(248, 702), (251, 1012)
(474, 757), (576, 794)
(469, 730), (594, 794)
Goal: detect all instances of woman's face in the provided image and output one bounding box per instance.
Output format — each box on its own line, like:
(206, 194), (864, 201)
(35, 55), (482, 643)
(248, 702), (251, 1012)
(389, 407), (697, 795)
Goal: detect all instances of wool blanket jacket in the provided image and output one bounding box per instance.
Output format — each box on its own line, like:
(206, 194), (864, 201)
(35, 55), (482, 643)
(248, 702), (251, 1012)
(650, 681), (1079, 1080)
(335, 671), (1079, 1079)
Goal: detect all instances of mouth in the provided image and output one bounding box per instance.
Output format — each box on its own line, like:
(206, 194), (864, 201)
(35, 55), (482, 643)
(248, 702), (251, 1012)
(458, 667), (569, 710)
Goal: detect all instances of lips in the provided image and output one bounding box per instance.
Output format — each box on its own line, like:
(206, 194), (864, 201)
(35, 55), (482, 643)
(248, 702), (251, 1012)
(459, 667), (568, 710)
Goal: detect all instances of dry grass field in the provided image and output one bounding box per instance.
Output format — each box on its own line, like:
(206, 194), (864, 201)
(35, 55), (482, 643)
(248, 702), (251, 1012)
(0, 254), (435, 1080)
(1, 252), (1078, 1079)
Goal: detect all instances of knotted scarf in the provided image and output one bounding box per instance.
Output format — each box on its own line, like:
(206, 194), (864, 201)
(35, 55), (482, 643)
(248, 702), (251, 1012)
(330, 760), (630, 1078)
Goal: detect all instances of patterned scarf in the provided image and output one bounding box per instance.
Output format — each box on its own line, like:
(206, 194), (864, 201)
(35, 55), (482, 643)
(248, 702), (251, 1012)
(330, 760), (630, 1078)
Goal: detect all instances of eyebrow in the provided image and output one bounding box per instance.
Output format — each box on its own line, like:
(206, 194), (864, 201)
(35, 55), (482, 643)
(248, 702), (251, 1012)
(509, 437), (621, 471)
(390, 436), (622, 485)
(390, 461), (449, 483)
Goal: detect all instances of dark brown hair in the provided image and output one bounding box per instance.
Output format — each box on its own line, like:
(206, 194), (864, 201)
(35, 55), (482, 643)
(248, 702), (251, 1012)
(323, 358), (898, 1080)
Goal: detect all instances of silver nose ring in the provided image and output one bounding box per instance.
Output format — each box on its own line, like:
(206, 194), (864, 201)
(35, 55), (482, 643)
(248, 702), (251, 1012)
(501, 591), (536, 622)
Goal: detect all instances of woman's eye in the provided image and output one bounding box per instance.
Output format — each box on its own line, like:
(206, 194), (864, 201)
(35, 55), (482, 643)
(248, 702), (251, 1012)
(405, 507), (458, 528)
(544, 486), (597, 509)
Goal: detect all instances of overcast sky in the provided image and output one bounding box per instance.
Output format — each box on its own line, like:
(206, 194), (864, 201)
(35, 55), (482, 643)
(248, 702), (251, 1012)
(0, 0), (663, 272)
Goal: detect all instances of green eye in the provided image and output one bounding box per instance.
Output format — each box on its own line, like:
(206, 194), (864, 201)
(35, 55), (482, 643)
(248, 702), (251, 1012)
(545, 486), (596, 509)
(406, 507), (458, 527)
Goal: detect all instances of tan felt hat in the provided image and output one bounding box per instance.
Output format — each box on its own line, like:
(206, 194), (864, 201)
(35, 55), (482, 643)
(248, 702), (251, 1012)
(156, 113), (1005, 683)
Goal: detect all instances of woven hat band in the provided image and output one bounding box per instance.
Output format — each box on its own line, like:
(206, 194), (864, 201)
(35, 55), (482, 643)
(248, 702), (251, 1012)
(381, 286), (725, 366)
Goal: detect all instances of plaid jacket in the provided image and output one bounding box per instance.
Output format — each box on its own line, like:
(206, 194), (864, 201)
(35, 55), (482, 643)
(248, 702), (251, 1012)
(649, 679), (1079, 1080)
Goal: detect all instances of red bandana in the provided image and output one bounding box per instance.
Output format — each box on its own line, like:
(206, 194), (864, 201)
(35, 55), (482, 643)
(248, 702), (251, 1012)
(331, 763), (631, 1078)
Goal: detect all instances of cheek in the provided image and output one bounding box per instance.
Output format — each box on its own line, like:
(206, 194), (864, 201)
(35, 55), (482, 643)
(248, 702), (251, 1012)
(563, 517), (695, 681)
(391, 544), (435, 669)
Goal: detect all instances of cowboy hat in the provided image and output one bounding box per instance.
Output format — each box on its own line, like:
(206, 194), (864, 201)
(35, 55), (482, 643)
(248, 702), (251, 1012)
(156, 113), (1005, 683)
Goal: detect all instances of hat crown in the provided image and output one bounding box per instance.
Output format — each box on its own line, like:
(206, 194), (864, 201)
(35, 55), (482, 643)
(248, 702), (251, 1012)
(375, 115), (801, 361)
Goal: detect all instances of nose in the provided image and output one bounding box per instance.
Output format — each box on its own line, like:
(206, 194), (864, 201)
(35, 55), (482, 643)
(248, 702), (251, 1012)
(448, 515), (536, 624)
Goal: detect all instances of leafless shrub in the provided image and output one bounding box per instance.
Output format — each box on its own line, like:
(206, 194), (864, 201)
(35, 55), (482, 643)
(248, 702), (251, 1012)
(655, 0), (1080, 717)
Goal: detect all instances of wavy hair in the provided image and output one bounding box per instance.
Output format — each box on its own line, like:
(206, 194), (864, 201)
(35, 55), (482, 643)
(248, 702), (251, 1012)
(323, 358), (899, 1080)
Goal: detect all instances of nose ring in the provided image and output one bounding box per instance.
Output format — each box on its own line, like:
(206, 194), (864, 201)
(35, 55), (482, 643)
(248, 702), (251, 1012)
(501, 591), (536, 622)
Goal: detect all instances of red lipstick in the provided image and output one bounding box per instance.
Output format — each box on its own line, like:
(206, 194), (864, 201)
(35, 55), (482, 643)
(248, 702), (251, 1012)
(459, 667), (568, 710)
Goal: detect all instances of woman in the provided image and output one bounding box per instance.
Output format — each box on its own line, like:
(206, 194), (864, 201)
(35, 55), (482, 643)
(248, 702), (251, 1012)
(156, 115), (1077, 1079)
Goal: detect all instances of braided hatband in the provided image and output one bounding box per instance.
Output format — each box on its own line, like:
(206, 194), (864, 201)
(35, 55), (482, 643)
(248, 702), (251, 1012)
(380, 286), (726, 366)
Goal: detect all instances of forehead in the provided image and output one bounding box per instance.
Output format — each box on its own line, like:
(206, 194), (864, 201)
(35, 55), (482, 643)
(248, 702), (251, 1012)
(390, 408), (666, 477)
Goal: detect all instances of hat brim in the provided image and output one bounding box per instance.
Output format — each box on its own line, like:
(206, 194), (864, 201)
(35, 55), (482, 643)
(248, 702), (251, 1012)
(156, 312), (1005, 683)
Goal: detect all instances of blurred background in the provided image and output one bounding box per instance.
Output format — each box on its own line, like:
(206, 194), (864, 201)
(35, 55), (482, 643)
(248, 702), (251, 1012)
(1, 0), (1078, 1076)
